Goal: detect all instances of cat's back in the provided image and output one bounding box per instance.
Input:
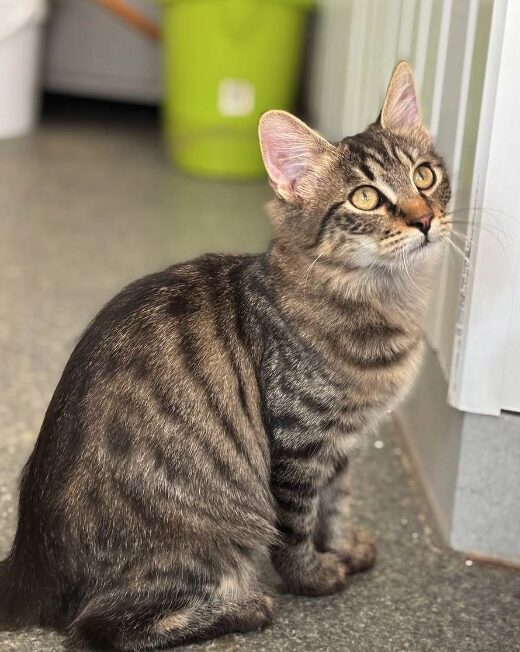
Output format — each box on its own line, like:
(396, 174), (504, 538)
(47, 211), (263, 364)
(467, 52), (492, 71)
(54, 251), (260, 399)
(25, 252), (271, 516)
(81, 252), (259, 358)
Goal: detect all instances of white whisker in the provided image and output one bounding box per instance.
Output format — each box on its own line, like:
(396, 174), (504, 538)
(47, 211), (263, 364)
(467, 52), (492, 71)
(300, 252), (325, 295)
(444, 238), (473, 269)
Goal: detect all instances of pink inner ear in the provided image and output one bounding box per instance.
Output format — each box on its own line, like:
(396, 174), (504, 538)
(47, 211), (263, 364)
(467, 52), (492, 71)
(383, 65), (421, 130)
(259, 113), (320, 194)
(395, 77), (420, 125)
(263, 132), (307, 187)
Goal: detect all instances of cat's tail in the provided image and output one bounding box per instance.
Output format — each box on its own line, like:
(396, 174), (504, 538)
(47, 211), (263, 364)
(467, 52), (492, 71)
(0, 550), (46, 630)
(0, 556), (26, 629)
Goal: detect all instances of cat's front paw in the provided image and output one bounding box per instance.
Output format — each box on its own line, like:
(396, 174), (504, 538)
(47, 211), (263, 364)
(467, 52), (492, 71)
(335, 526), (377, 574)
(286, 551), (348, 597)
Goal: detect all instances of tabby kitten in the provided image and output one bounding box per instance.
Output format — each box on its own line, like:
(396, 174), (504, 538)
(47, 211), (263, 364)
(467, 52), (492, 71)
(0, 62), (450, 650)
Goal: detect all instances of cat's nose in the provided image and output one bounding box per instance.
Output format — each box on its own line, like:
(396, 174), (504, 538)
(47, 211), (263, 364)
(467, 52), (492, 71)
(407, 212), (433, 235)
(399, 197), (433, 235)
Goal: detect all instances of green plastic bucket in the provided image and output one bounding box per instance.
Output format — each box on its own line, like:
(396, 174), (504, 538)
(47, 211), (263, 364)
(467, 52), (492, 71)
(159, 0), (314, 178)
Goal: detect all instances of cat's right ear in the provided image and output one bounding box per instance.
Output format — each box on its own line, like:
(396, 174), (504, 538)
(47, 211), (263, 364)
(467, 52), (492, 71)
(379, 61), (422, 133)
(258, 111), (332, 203)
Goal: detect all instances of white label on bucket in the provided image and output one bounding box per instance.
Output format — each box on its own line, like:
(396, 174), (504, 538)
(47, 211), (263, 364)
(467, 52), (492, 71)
(218, 79), (255, 117)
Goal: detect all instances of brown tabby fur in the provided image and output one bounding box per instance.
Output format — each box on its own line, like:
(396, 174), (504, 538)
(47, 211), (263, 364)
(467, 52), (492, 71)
(0, 62), (451, 650)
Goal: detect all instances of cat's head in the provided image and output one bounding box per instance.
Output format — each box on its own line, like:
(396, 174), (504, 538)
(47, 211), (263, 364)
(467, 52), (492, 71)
(259, 62), (451, 273)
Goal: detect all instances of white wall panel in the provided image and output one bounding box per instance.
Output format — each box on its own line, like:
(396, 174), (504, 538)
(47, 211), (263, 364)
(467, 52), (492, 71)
(449, 0), (520, 415)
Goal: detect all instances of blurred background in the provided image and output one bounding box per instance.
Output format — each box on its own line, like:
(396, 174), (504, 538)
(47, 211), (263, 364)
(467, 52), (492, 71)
(0, 0), (518, 601)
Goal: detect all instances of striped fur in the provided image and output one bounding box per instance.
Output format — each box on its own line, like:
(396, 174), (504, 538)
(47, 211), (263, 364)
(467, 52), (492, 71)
(0, 62), (451, 649)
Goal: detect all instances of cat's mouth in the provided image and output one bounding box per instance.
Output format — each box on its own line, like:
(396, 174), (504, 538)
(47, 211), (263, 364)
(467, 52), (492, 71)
(418, 226), (447, 248)
(407, 231), (442, 257)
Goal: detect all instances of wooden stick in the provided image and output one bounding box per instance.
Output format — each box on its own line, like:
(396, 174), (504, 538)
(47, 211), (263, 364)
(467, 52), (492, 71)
(91, 0), (160, 41)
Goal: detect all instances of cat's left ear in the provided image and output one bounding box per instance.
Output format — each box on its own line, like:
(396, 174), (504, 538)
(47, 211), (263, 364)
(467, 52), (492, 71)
(258, 110), (333, 203)
(379, 61), (422, 133)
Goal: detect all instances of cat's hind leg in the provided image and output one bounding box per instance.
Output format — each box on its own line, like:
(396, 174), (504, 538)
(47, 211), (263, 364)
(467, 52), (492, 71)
(67, 574), (273, 650)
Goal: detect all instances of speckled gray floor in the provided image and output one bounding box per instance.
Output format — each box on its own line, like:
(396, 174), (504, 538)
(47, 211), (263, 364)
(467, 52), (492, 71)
(0, 99), (518, 652)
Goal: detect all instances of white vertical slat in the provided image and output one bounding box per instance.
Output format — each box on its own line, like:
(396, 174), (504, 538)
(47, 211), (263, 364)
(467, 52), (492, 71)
(436, 0), (491, 383)
(429, 0), (454, 138)
(450, 0), (480, 197)
(408, 0), (422, 67)
(424, 0), (455, 357)
(315, 5), (343, 135)
(309, 0), (354, 140)
(379, 0), (403, 96)
(397, 0), (417, 59)
(429, 0), (476, 377)
(334, 0), (354, 139)
(423, 0), (453, 353)
(419, 0), (445, 128)
(449, 0), (520, 415)
(434, 0), (472, 172)
(413, 0), (434, 94)
(341, 0), (370, 136)
(363, 1), (379, 122)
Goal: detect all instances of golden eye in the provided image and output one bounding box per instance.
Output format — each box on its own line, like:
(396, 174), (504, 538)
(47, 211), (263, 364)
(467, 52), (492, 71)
(350, 186), (380, 211)
(413, 164), (435, 190)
